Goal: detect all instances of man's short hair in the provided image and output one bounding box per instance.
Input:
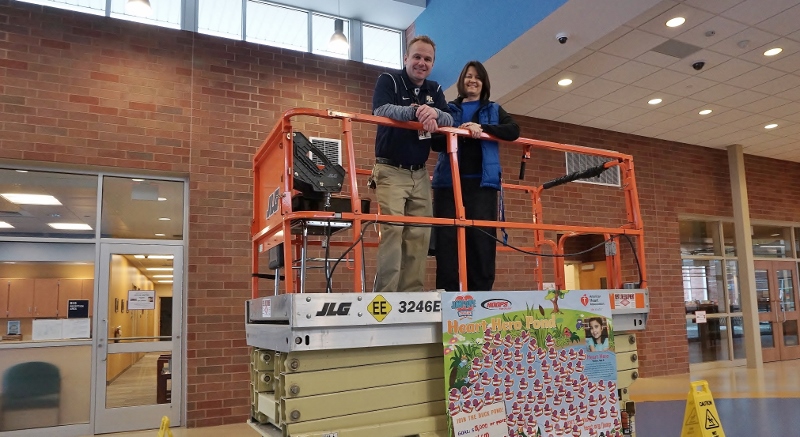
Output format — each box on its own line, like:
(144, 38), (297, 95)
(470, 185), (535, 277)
(407, 35), (436, 55)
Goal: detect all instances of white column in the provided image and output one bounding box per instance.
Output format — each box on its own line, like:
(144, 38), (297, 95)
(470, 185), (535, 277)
(727, 144), (762, 368)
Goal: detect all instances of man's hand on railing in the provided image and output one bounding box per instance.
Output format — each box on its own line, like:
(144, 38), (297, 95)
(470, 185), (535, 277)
(415, 105), (439, 132)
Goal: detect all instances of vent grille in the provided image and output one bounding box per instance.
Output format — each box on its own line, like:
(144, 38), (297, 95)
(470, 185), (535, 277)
(651, 39), (701, 59)
(565, 152), (621, 187)
(309, 137), (342, 165)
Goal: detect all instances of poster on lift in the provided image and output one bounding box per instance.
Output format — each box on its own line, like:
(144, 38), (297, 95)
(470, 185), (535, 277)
(441, 290), (620, 437)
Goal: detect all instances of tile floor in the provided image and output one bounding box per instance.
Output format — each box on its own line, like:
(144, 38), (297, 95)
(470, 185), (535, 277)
(89, 360), (800, 436)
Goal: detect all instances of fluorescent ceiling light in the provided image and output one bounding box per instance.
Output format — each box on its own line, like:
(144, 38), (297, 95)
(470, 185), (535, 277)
(765, 123), (778, 129)
(698, 109), (712, 115)
(158, 217), (171, 221)
(158, 280), (174, 283)
(557, 78), (573, 86)
(48, 223), (92, 230)
(148, 255), (174, 259)
(15, 170), (27, 173)
(648, 98), (662, 105)
(158, 197), (167, 201)
(0, 221), (14, 228)
(132, 178), (145, 182)
(155, 233), (166, 236)
(153, 275), (173, 278)
(147, 267), (173, 271)
(666, 17), (685, 27)
(134, 255), (146, 259)
(764, 48), (782, 57)
(1, 193), (62, 205)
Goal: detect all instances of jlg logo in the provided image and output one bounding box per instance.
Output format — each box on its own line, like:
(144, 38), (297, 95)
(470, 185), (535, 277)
(266, 188), (280, 219)
(315, 302), (352, 316)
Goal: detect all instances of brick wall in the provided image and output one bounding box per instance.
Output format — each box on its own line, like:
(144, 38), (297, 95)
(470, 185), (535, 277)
(4, 0), (800, 426)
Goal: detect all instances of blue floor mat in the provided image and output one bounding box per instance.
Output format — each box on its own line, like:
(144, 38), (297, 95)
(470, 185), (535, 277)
(636, 398), (800, 436)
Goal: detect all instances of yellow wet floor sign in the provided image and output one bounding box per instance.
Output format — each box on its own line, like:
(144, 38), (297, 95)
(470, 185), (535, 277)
(157, 416), (173, 437)
(680, 380), (725, 437)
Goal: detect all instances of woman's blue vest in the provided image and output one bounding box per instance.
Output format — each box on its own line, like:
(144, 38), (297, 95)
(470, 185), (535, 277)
(431, 101), (501, 190)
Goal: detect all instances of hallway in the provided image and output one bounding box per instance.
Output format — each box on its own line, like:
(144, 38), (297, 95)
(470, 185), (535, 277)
(106, 353), (161, 409)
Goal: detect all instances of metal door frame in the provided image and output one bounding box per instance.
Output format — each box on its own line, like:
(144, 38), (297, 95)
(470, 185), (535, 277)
(93, 243), (183, 434)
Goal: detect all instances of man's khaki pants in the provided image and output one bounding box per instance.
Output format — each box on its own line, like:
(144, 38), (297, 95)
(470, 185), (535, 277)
(373, 163), (432, 292)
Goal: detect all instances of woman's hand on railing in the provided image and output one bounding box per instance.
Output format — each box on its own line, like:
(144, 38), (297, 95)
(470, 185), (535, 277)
(460, 122), (483, 139)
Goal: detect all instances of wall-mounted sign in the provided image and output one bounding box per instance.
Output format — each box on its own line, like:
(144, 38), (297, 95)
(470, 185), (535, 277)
(695, 310), (707, 324)
(7, 321), (20, 336)
(128, 290), (156, 310)
(68, 299), (90, 318)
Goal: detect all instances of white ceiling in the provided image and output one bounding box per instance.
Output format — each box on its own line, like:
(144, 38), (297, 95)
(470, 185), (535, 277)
(493, 0), (800, 162)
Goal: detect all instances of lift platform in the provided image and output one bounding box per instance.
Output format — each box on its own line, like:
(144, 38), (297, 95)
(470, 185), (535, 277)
(245, 108), (649, 437)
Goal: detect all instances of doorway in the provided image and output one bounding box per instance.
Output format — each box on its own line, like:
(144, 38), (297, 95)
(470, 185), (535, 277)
(754, 260), (800, 362)
(93, 243), (183, 434)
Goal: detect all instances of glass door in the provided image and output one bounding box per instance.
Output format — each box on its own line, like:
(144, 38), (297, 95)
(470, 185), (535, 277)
(754, 260), (800, 362)
(93, 243), (182, 434)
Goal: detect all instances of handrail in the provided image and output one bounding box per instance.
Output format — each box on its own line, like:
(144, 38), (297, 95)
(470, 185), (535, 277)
(252, 108), (647, 297)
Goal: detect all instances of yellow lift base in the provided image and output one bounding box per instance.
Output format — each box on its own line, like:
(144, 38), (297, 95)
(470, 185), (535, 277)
(250, 344), (446, 436)
(246, 291), (647, 437)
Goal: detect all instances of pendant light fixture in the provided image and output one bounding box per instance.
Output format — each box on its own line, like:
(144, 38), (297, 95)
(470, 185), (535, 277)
(328, 1), (349, 53)
(126, 0), (152, 17)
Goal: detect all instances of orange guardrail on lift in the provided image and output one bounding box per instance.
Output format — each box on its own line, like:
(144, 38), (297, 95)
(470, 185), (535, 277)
(251, 108), (647, 297)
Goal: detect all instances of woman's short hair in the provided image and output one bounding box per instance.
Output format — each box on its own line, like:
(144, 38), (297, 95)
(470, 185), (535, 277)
(456, 60), (491, 101)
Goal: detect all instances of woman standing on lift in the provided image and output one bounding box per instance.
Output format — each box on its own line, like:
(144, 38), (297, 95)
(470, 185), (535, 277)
(431, 60), (520, 291)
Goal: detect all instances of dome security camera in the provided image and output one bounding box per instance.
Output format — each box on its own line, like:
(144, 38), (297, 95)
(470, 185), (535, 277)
(557, 33), (569, 44)
(692, 61), (705, 71)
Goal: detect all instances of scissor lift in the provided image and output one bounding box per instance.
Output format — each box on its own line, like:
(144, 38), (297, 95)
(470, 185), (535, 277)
(245, 108), (649, 436)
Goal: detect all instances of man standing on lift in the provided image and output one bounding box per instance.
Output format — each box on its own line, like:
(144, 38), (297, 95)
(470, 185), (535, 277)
(371, 35), (453, 292)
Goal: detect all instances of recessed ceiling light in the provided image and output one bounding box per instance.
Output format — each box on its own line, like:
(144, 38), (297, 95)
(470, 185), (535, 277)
(48, 223), (92, 230)
(134, 255), (146, 259)
(0, 221), (14, 229)
(155, 233), (166, 236)
(158, 280), (174, 283)
(765, 123), (778, 129)
(147, 267), (173, 271)
(557, 78), (573, 86)
(153, 275), (173, 278)
(699, 109), (712, 115)
(648, 98), (662, 105)
(666, 17), (686, 28)
(764, 48), (782, 57)
(158, 217), (171, 221)
(132, 178), (144, 182)
(148, 255), (174, 259)
(15, 170), (27, 173)
(158, 197), (167, 202)
(1, 193), (62, 205)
